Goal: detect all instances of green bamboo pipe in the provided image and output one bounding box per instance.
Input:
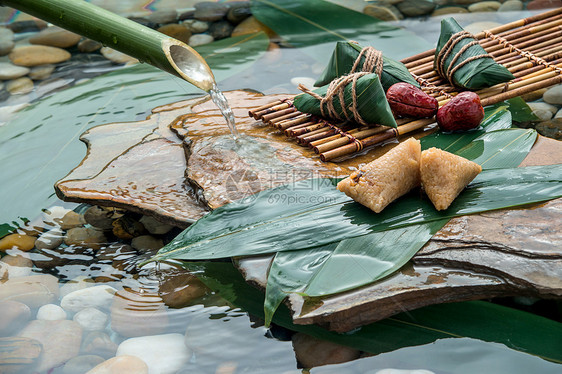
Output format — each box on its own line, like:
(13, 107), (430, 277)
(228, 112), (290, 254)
(1, 0), (216, 92)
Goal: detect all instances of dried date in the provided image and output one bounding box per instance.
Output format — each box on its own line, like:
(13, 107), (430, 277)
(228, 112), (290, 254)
(386, 83), (438, 119)
(437, 91), (484, 132)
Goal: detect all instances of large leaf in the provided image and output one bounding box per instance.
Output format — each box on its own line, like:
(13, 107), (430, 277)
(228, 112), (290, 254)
(190, 261), (562, 364)
(264, 109), (534, 321)
(251, 0), (432, 61)
(0, 32), (269, 227)
(152, 163), (560, 263)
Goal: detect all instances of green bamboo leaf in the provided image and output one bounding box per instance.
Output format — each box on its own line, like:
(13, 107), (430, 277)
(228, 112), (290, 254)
(0, 32), (269, 228)
(190, 261), (562, 364)
(152, 164), (562, 263)
(251, 0), (432, 60)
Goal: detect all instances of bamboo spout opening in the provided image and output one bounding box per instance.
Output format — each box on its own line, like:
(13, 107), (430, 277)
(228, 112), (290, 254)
(162, 39), (215, 92)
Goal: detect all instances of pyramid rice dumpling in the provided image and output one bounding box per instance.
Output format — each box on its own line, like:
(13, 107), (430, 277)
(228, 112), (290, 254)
(434, 18), (514, 90)
(337, 138), (421, 213)
(421, 147), (482, 211)
(314, 41), (418, 91)
(294, 73), (397, 128)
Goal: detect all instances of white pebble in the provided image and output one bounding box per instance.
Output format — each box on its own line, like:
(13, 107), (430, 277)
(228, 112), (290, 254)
(37, 304), (67, 320)
(290, 76), (316, 88)
(61, 285), (117, 314)
(73, 307), (108, 331)
(189, 34), (214, 47)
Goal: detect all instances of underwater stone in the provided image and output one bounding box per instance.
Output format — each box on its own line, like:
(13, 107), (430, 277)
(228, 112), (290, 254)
(64, 227), (107, 250)
(0, 233), (36, 252)
(7, 19), (48, 33)
(61, 285), (117, 314)
(73, 307), (108, 331)
(59, 276), (95, 299)
(0, 62), (29, 80)
(100, 47), (138, 65)
(527, 102), (558, 121)
(0, 301), (31, 336)
(80, 331), (118, 359)
(87, 355), (148, 374)
(35, 227), (64, 250)
(468, 1), (502, 12)
(29, 26), (81, 48)
(6, 77), (34, 95)
(231, 16), (277, 38)
(36, 304), (67, 321)
(0, 274), (59, 308)
(188, 33), (214, 47)
(542, 84), (562, 105)
(0, 252), (33, 280)
(60, 210), (86, 230)
(292, 333), (361, 369)
(116, 334), (191, 374)
(194, 2), (229, 22)
(28, 64), (56, 80)
(182, 19), (210, 33)
(363, 4), (404, 21)
(61, 355), (105, 374)
(396, 0), (435, 17)
(139, 216), (173, 235)
(157, 24), (192, 44)
(78, 38), (102, 53)
(498, 0), (524, 11)
(158, 271), (208, 308)
(18, 320), (82, 373)
(9, 45), (71, 66)
(209, 20), (234, 40)
(0, 27), (15, 56)
(0, 337), (42, 373)
(110, 288), (169, 337)
(535, 119), (562, 140)
(84, 206), (117, 230)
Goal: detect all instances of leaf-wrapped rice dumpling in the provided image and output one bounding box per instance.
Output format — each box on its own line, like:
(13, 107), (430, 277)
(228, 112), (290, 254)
(435, 18), (514, 90)
(314, 41), (419, 90)
(294, 73), (398, 128)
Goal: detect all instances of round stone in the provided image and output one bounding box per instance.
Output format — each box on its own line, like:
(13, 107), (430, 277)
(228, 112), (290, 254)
(227, 2), (252, 24)
(28, 64), (56, 80)
(363, 4), (404, 21)
(148, 9), (178, 25)
(0, 233), (36, 252)
(535, 119), (562, 140)
(0, 27), (15, 56)
(81, 331), (118, 358)
(110, 288), (169, 337)
(64, 227), (107, 250)
(527, 102), (558, 121)
(7, 19), (48, 33)
(159, 271), (208, 308)
(87, 355), (148, 374)
(111, 216), (145, 239)
(396, 0), (435, 17)
(73, 307), (108, 331)
(527, 0), (562, 10)
(182, 19), (210, 33)
(60, 284), (117, 314)
(139, 216), (174, 235)
(59, 276), (95, 298)
(157, 24), (192, 44)
(62, 355), (105, 374)
(291, 332), (361, 368)
(231, 16), (277, 38)
(29, 26), (81, 48)
(84, 206), (116, 230)
(116, 334), (191, 374)
(194, 2), (229, 22)
(542, 84), (562, 105)
(6, 77), (34, 95)
(0, 62), (30, 80)
(498, 0), (524, 11)
(0, 301), (31, 336)
(0, 253), (33, 280)
(0, 337), (42, 373)
(59, 210), (86, 230)
(9, 45), (71, 67)
(0, 274), (59, 308)
(100, 47), (138, 65)
(189, 34), (215, 47)
(77, 38), (102, 53)
(37, 304), (67, 320)
(209, 20), (234, 40)
(432, 7), (469, 16)
(35, 228), (64, 250)
(468, 1), (502, 12)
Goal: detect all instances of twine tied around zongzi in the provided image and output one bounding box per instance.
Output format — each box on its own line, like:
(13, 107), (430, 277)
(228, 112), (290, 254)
(435, 30), (493, 86)
(350, 46), (384, 77)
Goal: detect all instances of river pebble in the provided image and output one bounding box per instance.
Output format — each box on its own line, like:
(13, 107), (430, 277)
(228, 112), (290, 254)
(432, 6), (469, 16)
(527, 102), (558, 121)
(60, 276), (95, 298)
(29, 26), (81, 48)
(37, 304), (67, 321)
(0, 252), (33, 280)
(498, 0), (524, 11)
(18, 319), (82, 373)
(527, 0), (562, 10)
(61, 354), (105, 374)
(35, 227), (64, 250)
(396, 0), (435, 17)
(28, 64), (56, 80)
(231, 16), (277, 38)
(535, 119), (562, 140)
(542, 84), (562, 105)
(84, 206), (117, 230)
(9, 45), (72, 66)
(158, 271), (208, 308)
(363, 4), (404, 21)
(0, 337), (42, 372)
(468, 1), (502, 12)
(100, 47), (139, 65)
(0, 62), (29, 80)
(209, 20), (235, 40)
(61, 285), (117, 314)
(189, 33), (215, 47)
(131, 235), (164, 251)
(148, 9), (178, 25)
(64, 227), (108, 250)
(0, 301), (31, 336)
(116, 333), (191, 374)
(194, 2), (229, 22)
(0, 27), (15, 56)
(81, 331), (118, 358)
(227, 1), (252, 24)
(60, 210), (86, 230)
(182, 19), (210, 33)
(0, 274), (59, 308)
(74, 307), (109, 331)
(86, 355), (149, 374)
(157, 24), (192, 44)
(6, 77), (34, 95)
(78, 38), (103, 53)
(0, 233), (36, 252)
(139, 216), (174, 235)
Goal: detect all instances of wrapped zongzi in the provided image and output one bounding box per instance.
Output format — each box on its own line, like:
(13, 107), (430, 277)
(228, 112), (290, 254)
(434, 18), (514, 90)
(314, 41), (419, 91)
(294, 73), (397, 128)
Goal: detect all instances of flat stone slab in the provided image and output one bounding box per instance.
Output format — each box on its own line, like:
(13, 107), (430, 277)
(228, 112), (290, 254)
(237, 136), (562, 332)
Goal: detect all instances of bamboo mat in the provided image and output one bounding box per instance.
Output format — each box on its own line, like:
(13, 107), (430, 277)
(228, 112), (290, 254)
(249, 8), (562, 162)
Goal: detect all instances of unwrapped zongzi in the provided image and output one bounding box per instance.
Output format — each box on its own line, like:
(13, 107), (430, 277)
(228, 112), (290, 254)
(434, 18), (514, 90)
(314, 41), (418, 90)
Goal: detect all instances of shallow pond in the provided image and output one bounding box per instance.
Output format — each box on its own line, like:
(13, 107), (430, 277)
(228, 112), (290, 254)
(1, 1), (561, 373)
